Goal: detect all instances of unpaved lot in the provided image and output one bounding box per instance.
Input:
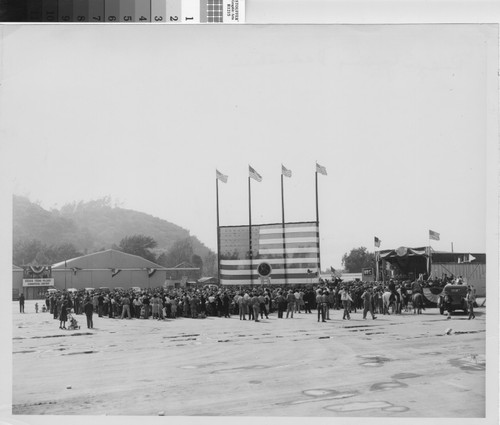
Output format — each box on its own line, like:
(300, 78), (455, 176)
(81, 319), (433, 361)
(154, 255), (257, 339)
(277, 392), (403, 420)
(12, 300), (486, 417)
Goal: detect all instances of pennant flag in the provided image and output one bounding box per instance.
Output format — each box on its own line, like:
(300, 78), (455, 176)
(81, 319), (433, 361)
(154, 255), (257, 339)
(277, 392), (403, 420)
(316, 162), (327, 176)
(429, 230), (440, 241)
(468, 254), (476, 262)
(216, 169), (228, 183)
(249, 165), (262, 182)
(71, 267), (82, 275)
(374, 236), (381, 248)
(111, 268), (121, 277)
(146, 268), (157, 277)
(281, 164), (292, 178)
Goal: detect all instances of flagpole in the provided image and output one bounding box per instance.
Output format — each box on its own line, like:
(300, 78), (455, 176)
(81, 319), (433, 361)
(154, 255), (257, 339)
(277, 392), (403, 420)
(248, 176), (253, 286)
(281, 173), (287, 286)
(428, 234), (431, 277)
(315, 169), (322, 274)
(216, 177), (221, 284)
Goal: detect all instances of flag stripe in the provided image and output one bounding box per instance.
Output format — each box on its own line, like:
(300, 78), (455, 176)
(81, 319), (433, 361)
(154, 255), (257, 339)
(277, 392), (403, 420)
(221, 262), (319, 271)
(222, 268), (317, 276)
(260, 232), (318, 240)
(221, 278), (317, 285)
(258, 247), (319, 255)
(220, 258), (318, 266)
(221, 273), (318, 280)
(259, 237), (319, 245)
(259, 226), (318, 235)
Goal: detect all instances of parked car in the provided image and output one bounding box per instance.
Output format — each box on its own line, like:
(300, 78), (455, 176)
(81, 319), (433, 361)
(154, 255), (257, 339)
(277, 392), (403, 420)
(437, 284), (468, 314)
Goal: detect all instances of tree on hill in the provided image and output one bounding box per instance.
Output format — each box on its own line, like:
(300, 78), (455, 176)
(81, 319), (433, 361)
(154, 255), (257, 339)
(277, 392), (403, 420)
(13, 239), (83, 265)
(160, 237), (194, 268)
(341, 247), (375, 273)
(203, 251), (217, 277)
(191, 254), (203, 279)
(118, 235), (157, 263)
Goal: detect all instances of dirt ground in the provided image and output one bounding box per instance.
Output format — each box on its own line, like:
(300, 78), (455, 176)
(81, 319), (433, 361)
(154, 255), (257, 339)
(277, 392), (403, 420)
(10, 300), (487, 418)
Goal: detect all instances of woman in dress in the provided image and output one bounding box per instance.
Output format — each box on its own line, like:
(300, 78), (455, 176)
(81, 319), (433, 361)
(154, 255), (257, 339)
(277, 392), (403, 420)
(59, 296), (69, 329)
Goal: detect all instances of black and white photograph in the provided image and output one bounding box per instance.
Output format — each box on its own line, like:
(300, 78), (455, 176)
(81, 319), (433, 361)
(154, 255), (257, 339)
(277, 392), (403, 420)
(0, 2), (499, 424)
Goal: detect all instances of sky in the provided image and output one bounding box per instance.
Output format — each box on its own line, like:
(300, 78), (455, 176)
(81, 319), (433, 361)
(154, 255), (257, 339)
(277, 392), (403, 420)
(0, 23), (497, 269)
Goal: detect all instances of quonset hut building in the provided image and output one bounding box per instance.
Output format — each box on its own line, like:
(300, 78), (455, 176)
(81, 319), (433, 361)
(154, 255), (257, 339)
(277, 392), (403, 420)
(13, 249), (200, 299)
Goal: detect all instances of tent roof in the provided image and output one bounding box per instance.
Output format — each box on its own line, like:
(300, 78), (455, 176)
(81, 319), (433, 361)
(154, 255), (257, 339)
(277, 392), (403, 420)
(52, 249), (162, 269)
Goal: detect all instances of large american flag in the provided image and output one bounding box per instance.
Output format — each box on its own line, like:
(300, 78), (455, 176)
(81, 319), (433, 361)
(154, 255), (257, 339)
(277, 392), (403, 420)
(219, 221), (320, 285)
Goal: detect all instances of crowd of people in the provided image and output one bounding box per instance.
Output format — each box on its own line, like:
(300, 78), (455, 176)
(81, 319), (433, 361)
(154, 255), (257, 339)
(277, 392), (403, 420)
(39, 276), (467, 329)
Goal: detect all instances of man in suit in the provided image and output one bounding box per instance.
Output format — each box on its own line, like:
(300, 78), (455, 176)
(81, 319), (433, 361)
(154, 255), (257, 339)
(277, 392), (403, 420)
(83, 297), (94, 329)
(19, 293), (25, 313)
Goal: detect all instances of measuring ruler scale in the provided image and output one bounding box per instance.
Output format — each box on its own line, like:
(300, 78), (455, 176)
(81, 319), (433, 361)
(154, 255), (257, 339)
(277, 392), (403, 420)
(1, 0), (244, 23)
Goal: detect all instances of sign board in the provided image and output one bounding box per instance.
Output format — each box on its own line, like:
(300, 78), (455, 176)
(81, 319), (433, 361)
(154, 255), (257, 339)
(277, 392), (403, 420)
(23, 278), (54, 287)
(362, 268), (373, 282)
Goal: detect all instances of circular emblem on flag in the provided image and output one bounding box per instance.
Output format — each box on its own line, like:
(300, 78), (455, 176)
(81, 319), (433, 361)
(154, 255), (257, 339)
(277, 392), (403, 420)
(257, 262), (272, 277)
(396, 246), (408, 257)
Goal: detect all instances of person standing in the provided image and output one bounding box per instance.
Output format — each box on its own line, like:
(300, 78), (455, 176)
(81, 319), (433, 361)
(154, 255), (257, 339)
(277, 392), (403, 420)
(121, 294), (132, 319)
(237, 293), (246, 320)
(303, 290), (312, 314)
(341, 287), (352, 320)
(294, 290), (301, 314)
(286, 290), (295, 318)
(245, 292), (253, 321)
(324, 290), (330, 320)
(262, 292), (270, 319)
(52, 294), (58, 319)
(251, 292), (260, 322)
(466, 287), (476, 319)
(276, 292), (285, 318)
(97, 292), (104, 317)
(223, 292), (231, 318)
(133, 295), (142, 318)
(19, 293), (25, 313)
(361, 287), (377, 320)
(316, 290), (326, 322)
(59, 296), (68, 329)
(83, 297), (94, 329)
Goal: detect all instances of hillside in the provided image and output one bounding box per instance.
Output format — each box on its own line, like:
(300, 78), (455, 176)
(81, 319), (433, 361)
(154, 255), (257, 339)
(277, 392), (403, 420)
(13, 196), (213, 260)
